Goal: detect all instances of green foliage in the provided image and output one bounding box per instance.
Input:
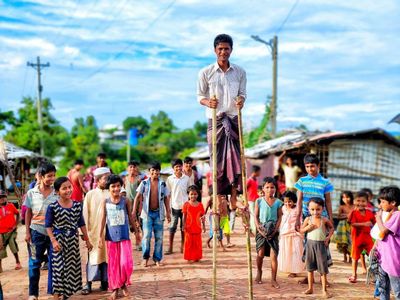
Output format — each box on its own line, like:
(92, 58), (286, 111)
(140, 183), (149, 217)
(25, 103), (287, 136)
(245, 99), (272, 147)
(122, 116), (149, 136)
(109, 160), (127, 175)
(4, 97), (69, 158)
(193, 121), (207, 138)
(0, 110), (15, 130)
(4, 98), (206, 167)
(62, 116), (101, 168)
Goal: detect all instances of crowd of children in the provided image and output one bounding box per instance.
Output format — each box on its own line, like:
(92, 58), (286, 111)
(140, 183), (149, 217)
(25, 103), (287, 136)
(0, 152), (399, 299)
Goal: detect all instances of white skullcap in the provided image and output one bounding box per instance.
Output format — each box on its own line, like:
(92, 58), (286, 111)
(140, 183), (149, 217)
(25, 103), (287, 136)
(93, 167), (110, 177)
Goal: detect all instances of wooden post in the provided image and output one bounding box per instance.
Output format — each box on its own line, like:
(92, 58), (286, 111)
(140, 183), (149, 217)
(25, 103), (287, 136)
(237, 98), (254, 299)
(211, 95), (218, 299)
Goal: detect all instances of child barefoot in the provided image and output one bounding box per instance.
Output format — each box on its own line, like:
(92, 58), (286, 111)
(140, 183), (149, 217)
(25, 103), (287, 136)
(99, 175), (134, 300)
(205, 196), (226, 251)
(182, 185), (206, 263)
(278, 191), (304, 277)
(348, 191), (375, 283)
(254, 177), (283, 288)
(335, 191), (354, 263)
(301, 197), (334, 298)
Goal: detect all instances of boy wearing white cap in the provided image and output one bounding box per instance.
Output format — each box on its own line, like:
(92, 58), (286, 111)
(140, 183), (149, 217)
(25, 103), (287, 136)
(82, 167), (110, 295)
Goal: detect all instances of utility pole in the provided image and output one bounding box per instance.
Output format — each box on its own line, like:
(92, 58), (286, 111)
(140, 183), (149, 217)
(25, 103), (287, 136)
(250, 35), (278, 138)
(27, 56), (50, 156)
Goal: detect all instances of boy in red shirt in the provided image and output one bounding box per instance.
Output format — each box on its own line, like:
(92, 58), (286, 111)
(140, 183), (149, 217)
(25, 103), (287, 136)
(0, 189), (21, 272)
(247, 165), (261, 235)
(348, 190), (375, 283)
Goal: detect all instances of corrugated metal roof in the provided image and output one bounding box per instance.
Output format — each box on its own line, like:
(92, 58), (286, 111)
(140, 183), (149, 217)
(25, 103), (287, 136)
(0, 140), (42, 160)
(191, 128), (400, 160)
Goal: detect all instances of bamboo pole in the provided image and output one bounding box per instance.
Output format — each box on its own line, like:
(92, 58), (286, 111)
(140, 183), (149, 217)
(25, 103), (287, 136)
(211, 95), (218, 300)
(237, 97), (254, 299)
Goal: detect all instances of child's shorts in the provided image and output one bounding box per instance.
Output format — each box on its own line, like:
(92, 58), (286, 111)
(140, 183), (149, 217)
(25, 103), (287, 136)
(351, 239), (373, 260)
(209, 215), (223, 241)
(0, 230), (19, 259)
(220, 216), (230, 235)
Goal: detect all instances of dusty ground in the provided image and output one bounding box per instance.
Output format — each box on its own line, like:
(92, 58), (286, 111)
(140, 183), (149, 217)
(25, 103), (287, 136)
(1, 218), (378, 299)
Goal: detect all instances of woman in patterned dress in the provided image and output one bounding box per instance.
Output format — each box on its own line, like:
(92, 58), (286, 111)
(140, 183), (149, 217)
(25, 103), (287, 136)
(46, 177), (92, 299)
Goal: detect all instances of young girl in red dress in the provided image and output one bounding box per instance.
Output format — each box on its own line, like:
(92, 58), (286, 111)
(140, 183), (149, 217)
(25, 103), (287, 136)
(182, 185), (205, 263)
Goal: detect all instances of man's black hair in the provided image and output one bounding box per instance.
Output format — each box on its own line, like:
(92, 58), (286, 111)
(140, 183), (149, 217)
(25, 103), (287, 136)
(149, 161), (161, 171)
(214, 34), (233, 48)
(37, 162), (56, 176)
(303, 153), (320, 165)
(171, 158), (183, 167)
(106, 174), (124, 189)
(183, 156), (193, 164)
(97, 152), (106, 158)
(74, 159), (84, 165)
(128, 160), (139, 167)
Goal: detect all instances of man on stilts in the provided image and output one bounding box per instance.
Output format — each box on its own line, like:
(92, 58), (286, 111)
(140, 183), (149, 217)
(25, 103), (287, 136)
(197, 33), (247, 213)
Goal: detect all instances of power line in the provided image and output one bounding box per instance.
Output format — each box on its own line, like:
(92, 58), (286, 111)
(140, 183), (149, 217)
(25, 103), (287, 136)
(275, 0), (300, 34)
(78, 0), (177, 83)
(77, 0), (131, 57)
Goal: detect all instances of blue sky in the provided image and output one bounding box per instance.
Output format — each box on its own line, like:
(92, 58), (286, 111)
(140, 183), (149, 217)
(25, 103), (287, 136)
(1, 0), (400, 134)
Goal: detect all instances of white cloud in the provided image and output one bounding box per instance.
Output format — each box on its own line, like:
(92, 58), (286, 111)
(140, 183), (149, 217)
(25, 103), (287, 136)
(0, 0), (399, 133)
(63, 46), (80, 57)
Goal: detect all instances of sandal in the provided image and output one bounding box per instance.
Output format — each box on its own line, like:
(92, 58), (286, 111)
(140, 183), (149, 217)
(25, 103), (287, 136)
(348, 276), (357, 283)
(81, 283), (92, 295)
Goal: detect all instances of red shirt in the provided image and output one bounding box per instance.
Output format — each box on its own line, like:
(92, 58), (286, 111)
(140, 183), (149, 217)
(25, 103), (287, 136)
(0, 203), (19, 234)
(247, 177), (259, 202)
(348, 209), (375, 243)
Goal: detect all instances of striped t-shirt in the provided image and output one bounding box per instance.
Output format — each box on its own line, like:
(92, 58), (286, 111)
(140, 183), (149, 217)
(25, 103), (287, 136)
(294, 174), (333, 218)
(25, 185), (58, 235)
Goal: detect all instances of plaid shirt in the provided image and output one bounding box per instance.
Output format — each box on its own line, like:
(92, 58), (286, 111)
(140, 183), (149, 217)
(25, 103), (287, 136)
(136, 178), (170, 221)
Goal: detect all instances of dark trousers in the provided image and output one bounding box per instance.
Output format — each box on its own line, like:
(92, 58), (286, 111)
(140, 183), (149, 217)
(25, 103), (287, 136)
(28, 229), (51, 297)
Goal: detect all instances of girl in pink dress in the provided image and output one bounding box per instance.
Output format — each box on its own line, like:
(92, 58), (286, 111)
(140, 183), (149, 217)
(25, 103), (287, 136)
(278, 191), (304, 277)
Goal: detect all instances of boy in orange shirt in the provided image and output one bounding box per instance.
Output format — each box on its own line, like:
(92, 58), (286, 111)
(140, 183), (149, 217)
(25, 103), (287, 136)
(348, 190), (375, 283)
(0, 189), (21, 272)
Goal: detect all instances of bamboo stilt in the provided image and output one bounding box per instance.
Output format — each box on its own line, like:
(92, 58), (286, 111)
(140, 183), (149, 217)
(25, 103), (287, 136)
(237, 100), (254, 299)
(211, 95), (218, 300)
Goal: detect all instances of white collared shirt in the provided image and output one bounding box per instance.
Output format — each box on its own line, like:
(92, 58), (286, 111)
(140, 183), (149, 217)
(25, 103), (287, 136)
(197, 62), (247, 119)
(166, 174), (191, 210)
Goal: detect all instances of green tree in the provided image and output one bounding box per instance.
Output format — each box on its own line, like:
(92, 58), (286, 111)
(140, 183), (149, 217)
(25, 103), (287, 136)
(245, 99), (272, 147)
(0, 110), (15, 130)
(63, 116), (101, 167)
(4, 97), (69, 158)
(193, 121), (207, 139)
(122, 116), (149, 136)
